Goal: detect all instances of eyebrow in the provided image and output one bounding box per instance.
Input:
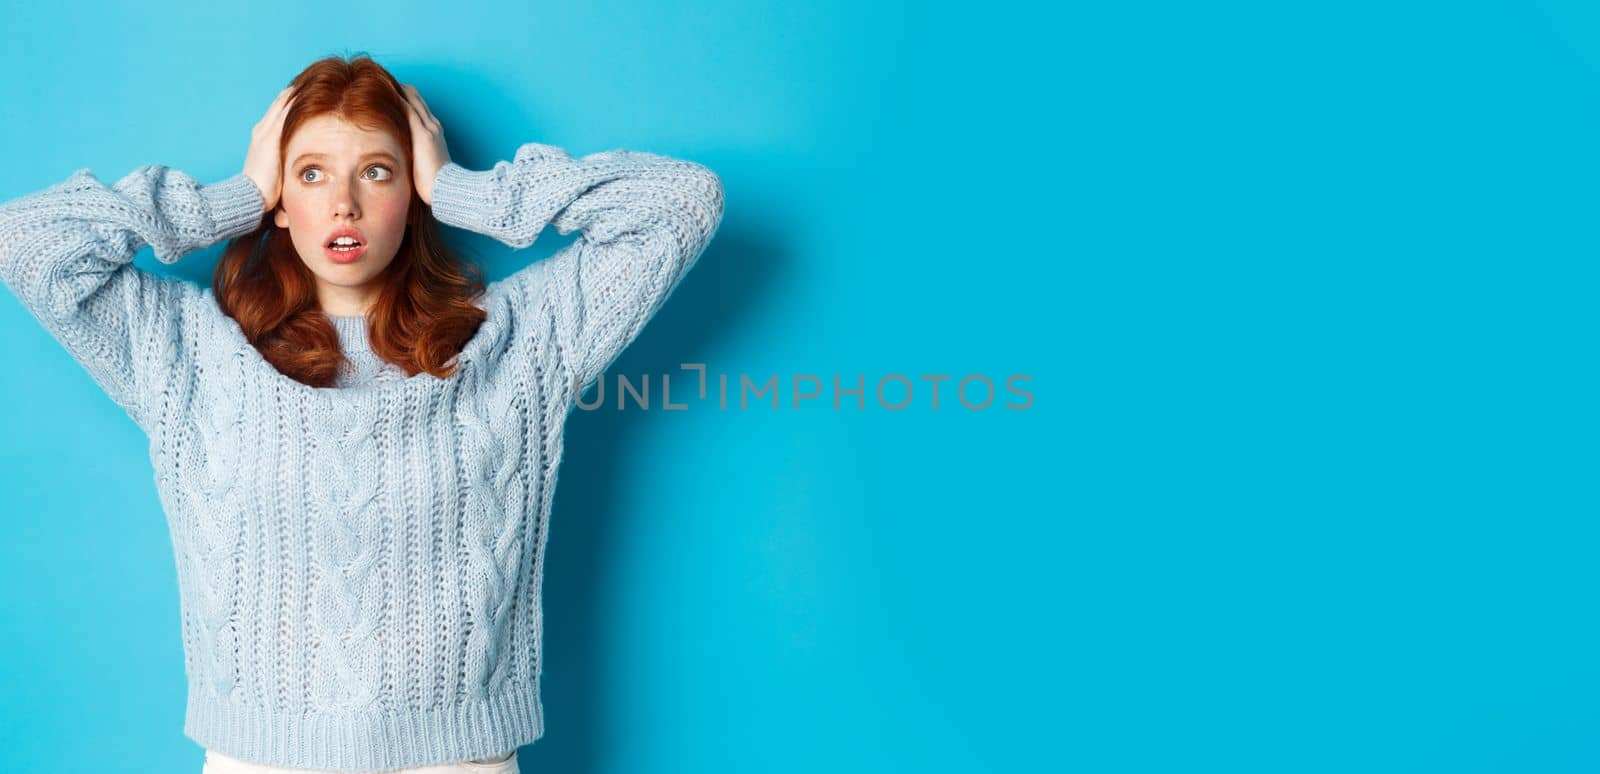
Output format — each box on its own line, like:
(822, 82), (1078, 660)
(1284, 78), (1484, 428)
(291, 151), (401, 167)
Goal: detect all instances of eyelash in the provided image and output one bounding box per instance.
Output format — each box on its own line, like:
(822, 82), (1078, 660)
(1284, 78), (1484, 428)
(299, 164), (394, 183)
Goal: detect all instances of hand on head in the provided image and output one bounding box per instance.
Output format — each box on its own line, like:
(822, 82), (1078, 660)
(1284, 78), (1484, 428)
(243, 85), (298, 212)
(242, 82), (453, 212)
(401, 83), (452, 206)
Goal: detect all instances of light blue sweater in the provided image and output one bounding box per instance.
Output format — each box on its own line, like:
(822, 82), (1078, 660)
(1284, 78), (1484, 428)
(0, 142), (724, 769)
(328, 313), (409, 388)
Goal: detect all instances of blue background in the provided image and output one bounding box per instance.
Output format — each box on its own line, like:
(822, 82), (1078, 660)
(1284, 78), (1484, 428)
(0, 0), (1595, 772)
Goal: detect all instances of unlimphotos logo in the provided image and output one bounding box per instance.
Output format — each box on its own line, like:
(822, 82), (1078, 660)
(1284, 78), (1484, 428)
(574, 363), (1035, 411)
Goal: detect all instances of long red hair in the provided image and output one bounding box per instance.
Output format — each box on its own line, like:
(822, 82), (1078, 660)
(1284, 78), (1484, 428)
(213, 53), (487, 387)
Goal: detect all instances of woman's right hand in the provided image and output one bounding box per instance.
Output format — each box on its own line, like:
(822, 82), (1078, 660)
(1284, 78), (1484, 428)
(243, 85), (299, 213)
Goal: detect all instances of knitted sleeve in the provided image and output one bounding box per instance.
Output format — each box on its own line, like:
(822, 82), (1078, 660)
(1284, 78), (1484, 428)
(0, 165), (265, 427)
(429, 142), (725, 395)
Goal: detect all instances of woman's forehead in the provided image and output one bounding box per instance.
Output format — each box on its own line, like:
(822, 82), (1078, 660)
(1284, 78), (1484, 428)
(288, 114), (403, 159)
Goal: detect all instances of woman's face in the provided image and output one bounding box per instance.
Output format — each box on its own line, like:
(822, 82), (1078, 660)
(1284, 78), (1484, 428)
(273, 114), (411, 314)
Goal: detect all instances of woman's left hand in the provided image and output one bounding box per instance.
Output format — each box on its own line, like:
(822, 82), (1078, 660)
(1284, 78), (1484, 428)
(402, 83), (451, 206)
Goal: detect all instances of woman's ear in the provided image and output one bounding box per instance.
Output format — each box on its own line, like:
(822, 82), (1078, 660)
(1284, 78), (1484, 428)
(273, 206), (289, 230)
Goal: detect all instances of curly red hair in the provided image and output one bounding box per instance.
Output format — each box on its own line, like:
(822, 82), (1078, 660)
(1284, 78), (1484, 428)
(213, 52), (487, 387)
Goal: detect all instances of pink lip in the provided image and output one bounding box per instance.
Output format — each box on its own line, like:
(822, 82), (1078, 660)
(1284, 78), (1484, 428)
(324, 242), (367, 263)
(324, 226), (367, 264)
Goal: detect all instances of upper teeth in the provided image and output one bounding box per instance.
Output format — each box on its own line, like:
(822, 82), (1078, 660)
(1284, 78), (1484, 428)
(332, 237), (359, 246)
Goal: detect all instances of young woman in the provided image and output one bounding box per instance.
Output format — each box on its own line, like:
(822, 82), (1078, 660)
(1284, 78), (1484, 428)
(0, 55), (724, 773)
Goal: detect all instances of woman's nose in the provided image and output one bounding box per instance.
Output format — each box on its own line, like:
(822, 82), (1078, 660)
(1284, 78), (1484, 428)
(333, 191), (360, 218)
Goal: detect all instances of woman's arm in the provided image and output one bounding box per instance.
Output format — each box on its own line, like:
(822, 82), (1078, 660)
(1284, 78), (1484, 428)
(0, 165), (265, 427)
(428, 141), (725, 396)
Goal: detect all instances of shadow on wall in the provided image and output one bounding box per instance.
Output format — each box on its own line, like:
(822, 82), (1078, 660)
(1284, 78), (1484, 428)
(521, 213), (790, 771)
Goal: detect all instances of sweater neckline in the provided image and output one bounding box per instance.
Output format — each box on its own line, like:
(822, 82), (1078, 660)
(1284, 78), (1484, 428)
(329, 314), (374, 356)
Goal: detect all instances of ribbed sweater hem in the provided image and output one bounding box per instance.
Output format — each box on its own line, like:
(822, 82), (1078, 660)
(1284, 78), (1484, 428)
(183, 682), (542, 770)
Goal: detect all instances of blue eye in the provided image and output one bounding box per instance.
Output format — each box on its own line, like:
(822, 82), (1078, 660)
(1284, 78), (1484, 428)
(298, 165), (392, 183)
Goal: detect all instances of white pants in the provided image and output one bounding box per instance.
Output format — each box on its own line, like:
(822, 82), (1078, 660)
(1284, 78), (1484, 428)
(202, 749), (518, 774)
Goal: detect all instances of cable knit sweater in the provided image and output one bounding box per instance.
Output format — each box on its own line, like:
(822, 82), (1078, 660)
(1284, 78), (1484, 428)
(0, 142), (724, 770)
(328, 313), (407, 388)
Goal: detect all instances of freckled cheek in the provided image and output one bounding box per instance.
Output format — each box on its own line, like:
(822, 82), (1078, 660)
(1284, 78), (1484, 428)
(371, 198), (411, 245)
(282, 197), (319, 228)
(282, 201), (317, 248)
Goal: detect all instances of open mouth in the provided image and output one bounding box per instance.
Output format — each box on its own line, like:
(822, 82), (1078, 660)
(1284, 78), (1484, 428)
(324, 236), (368, 263)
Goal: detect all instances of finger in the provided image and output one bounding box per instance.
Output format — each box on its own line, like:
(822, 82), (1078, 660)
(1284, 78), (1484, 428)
(403, 94), (427, 131)
(269, 100), (292, 134)
(403, 84), (439, 126)
(256, 88), (291, 128)
(409, 86), (435, 120)
(268, 88), (296, 122)
(402, 86), (430, 125)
